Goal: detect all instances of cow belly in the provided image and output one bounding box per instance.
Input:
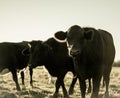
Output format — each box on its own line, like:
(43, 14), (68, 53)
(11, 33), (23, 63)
(0, 68), (10, 75)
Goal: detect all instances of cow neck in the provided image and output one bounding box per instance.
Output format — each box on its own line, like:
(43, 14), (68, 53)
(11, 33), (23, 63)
(43, 49), (57, 76)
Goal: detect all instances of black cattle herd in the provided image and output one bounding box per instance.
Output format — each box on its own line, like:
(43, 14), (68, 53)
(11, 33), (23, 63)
(0, 25), (115, 98)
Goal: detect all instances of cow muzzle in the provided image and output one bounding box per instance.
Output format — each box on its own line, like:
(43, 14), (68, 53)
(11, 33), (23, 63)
(70, 49), (81, 57)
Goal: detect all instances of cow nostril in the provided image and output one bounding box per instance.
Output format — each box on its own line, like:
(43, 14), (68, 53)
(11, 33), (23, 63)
(70, 51), (73, 55)
(70, 50), (80, 56)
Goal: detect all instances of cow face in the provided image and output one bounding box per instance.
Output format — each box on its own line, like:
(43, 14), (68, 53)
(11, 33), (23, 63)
(67, 25), (94, 57)
(28, 41), (52, 66)
(66, 25), (84, 56)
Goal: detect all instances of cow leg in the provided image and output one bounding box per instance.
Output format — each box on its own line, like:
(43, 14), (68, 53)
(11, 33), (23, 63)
(68, 75), (77, 95)
(103, 71), (111, 98)
(29, 66), (33, 87)
(11, 70), (21, 91)
(103, 66), (112, 98)
(21, 71), (26, 90)
(91, 75), (101, 98)
(53, 77), (61, 98)
(104, 76), (110, 98)
(87, 78), (92, 94)
(60, 74), (69, 98)
(78, 78), (86, 98)
(53, 75), (69, 98)
(61, 75), (69, 98)
(21, 71), (25, 85)
(61, 81), (69, 98)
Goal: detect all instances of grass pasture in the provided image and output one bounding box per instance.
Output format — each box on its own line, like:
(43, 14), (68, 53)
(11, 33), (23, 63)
(0, 66), (120, 98)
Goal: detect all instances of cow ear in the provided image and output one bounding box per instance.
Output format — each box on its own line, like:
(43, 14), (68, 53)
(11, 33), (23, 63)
(54, 31), (67, 40)
(22, 48), (30, 56)
(84, 30), (94, 40)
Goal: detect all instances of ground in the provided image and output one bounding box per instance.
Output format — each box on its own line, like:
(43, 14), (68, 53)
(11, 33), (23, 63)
(0, 66), (120, 98)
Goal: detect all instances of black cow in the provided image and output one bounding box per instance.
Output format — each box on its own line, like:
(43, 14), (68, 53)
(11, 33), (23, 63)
(0, 42), (29, 91)
(54, 25), (115, 98)
(24, 39), (78, 98)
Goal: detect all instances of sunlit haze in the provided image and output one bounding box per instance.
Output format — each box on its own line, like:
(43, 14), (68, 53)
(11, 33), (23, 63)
(0, 0), (120, 61)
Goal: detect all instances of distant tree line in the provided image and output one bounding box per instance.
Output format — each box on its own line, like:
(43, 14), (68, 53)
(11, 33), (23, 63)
(113, 61), (120, 67)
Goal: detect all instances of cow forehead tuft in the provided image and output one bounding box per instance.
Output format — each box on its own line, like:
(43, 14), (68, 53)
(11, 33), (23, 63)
(67, 26), (84, 35)
(68, 25), (82, 32)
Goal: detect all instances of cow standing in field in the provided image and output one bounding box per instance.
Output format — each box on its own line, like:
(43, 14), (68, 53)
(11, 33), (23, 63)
(0, 42), (29, 91)
(54, 25), (115, 98)
(23, 39), (78, 98)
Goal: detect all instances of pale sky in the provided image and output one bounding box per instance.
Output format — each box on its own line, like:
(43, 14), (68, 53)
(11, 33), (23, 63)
(0, 0), (120, 61)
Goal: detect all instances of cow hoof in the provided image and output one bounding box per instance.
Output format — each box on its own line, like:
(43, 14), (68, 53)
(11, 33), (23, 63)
(105, 92), (109, 98)
(17, 89), (21, 91)
(68, 89), (74, 95)
(87, 89), (91, 94)
(30, 85), (34, 89)
(17, 87), (21, 91)
(30, 83), (33, 87)
(22, 85), (26, 90)
(52, 93), (58, 98)
(64, 94), (69, 98)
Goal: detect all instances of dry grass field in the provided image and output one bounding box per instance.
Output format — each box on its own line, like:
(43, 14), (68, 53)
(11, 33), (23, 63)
(0, 66), (120, 98)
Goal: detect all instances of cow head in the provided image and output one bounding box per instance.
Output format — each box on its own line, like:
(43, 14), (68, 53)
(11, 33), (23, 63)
(54, 25), (94, 57)
(23, 40), (53, 66)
